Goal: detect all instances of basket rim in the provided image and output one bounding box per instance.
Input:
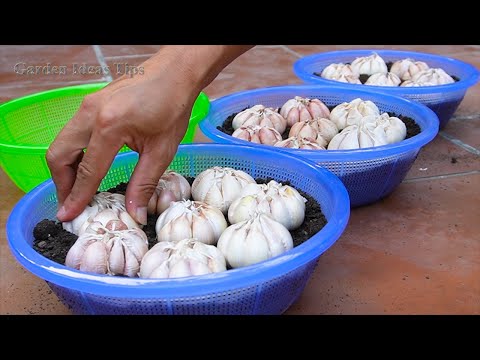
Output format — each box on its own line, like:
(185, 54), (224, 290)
(6, 143), (350, 297)
(199, 84), (439, 161)
(292, 49), (480, 94)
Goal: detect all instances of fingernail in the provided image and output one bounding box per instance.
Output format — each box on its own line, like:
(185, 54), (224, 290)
(136, 207), (148, 225)
(56, 206), (67, 221)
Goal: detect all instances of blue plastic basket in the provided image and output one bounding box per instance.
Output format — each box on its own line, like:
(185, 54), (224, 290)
(6, 144), (350, 315)
(199, 85), (439, 207)
(292, 49), (480, 129)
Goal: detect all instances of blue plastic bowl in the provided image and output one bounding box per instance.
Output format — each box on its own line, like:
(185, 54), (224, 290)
(292, 49), (480, 129)
(199, 85), (439, 207)
(6, 144), (350, 315)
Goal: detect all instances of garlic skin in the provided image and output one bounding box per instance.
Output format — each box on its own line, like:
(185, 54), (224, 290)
(327, 121), (389, 150)
(65, 228), (149, 277)
(155, 200), (227, 245)
(228, 180), (306, 230)
(79, 208), (139, 236)
(321, 63), (358, 79)
(329, 98), (380, 131)
(351, 53), (388, 76)
(147, 170), (191, 215)
(232, 105), (287, 134)
(62, 192), (128, 235)
(139, 238), (226, 279)
(402, 68), (455, 87)
(365, 72), (401, 87)
(371, 113), (407, 144)
(232, 125), (282, 145)
(191, 167), (256, 214)
(390, 58), (430, 81)
(280, 96), (330, 127)
(274, 136), (326, 150)
(217, 212), (293, 269)
(330, 73), (362, 84)
(289, 117), (339, 144)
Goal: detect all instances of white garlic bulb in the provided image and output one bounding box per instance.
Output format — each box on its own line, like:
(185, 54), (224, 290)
(289, 117), (339, 144)
(402, 68), (455, 87)
(139, 238), (226, 279)
(329, 98), (380, 130)
(330, 73), (362, 84)
(79, 208), (139, 236)
(147, 170), (191, 215)
(280, 96), (330, 127)
(232, 125), (282, 145)
(228, 180), (306, 230)
(390, 58), (430, 81)
(232, 105), (287, 134)
(351, 53), (388, 76)
(217, 212), (293, 269)
(365, 72), (401, 87)
(65, 228), (149, 277)
(371, 113), (407, 144)
(274, 136), (326, 150)
(155, 200), (227, 245)
(62, 192), (128, 235)
(327, 121), (389, 150)
(191, 167), (256, 214)
(321, 63), (358, 79)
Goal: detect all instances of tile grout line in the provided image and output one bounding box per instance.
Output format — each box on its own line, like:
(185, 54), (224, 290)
(450, 114), (480, 121)
(0, 79), (105, 90)
(104, 53), (156, 61)
(279, 45), (303, 58)
(439, 131), (480, 156)
(403, 170), (480, 183)
(92, 45), (113, 82)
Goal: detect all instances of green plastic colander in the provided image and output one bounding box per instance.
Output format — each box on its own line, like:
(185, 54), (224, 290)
(0, 82), (210, 193)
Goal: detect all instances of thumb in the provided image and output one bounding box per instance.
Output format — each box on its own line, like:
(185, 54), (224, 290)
(125, 144), (177, 225)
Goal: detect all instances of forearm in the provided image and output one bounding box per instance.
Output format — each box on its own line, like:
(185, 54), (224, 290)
(140, 45), (254, 95)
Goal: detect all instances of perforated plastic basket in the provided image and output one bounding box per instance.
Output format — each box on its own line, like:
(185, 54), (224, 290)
(199, 85), (439, 207)
(0, 83), (210, 192)
(292, 49), (480, 129)
(6, 144), (350, 315)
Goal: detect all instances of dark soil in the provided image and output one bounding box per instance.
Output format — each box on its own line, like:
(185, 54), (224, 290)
(219, 108), (422, 140)
(33, 178), (327, 265)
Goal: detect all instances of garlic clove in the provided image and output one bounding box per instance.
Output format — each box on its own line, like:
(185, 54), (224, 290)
(158, 213), (193, 242)
(351, 53), (388, 76)
(147, 191), (159, 215)
(156, 189), (179, 215)
(108, 238), (125, 276)
(65, 234), (100, 269)
(365, 72), (401, 87)
(79, 241), (108, 275)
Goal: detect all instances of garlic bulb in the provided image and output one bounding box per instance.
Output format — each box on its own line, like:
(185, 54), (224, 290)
(321, 63), (357, 79)
(274, 136), (326, 150)
(147, 170), (191, 215)
(232, 125), (282, 145)
(65, 228), (148, 277)
(191, 167), (256, 214)
(228, 180), (306, 230)
(390, 58), (430, 81)
(217, 212), (293, 269)
(79, 208), (139, 236)
(155, 200), (227, 245)
(330, 73), (362, 84)
(280, 96), (330, 127)
(289, 117), (339, 143)
(139, 238), (226, 279)
(412, 68), (455, 86)
(365, 72), (401, 87)
(372, 113), (407, 144)
(62, 192), (128, 235)
(329, 98), (380, 130)
(232, 105), (287, 134)
(327, 121), (389, 150)
(351, 53), (388, 76)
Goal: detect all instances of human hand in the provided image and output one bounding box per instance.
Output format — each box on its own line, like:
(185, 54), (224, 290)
(47, 45), (253, 225)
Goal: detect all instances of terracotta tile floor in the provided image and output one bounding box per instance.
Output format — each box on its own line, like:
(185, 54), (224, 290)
(0, 45), (478, 315)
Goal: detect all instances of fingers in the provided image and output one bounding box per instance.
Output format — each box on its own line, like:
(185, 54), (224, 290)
(125, 143), (178, 225)
(57, 128), (123, 222)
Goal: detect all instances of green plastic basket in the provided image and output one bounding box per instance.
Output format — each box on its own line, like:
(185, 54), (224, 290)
(0, 82), (210, 193)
